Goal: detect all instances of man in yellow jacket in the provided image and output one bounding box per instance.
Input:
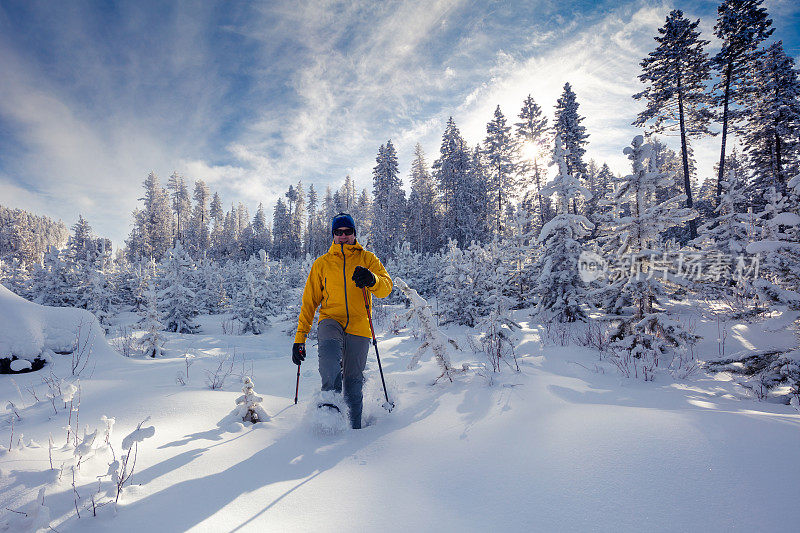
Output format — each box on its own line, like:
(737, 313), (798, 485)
(292, 213), (392, 429)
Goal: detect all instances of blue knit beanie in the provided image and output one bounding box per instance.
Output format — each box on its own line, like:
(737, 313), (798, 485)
(331, 213), (356, 236)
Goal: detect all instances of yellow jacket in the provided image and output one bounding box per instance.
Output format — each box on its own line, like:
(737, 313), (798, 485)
(294, 241), (392, 343)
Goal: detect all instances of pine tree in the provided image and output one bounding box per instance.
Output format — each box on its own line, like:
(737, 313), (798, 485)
(433, 118), (481, 247)
(272, 198), (289, 259)
(712, 0), (773, 200)
(607, 135), (699, 371)
(138, 279), (165, 358)
(477, 238), (521, 372)
(233, 270), (271, 335)
(516, 94), (550, 227)
(531, 135), (594, 322)
(438, 240), (482, 327)
(126, 172), (174, 261)
(158, 242), (199, 334)
(741, 41), (800, 197)
(371, 140), (406, 259)
(167, 172), (192, 246)
(554, 83), (589, 183)
(634, 10), (714, 240)
(406, 144), (440, 253)
(483, 106), (519, 235)
(209, 192), (224, 258)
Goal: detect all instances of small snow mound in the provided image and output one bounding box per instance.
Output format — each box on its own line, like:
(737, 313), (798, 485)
(0, 283), (120, 371)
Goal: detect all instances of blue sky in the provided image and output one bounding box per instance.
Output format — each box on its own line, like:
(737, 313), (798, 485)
(1, 0), (798, 249)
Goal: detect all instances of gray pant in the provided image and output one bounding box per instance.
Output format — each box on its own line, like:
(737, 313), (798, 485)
(317, 319), (370, 429)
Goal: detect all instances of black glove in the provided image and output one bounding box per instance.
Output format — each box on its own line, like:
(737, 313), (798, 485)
(292, 343), (306, 365)
(352, 266), (376, 288)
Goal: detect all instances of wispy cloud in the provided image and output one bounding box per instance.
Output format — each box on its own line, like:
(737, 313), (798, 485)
(0, 0), (798, 248)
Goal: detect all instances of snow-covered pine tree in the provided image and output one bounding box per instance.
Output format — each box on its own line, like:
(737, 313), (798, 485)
(158, 242), (199, 334)
(741, 41), (800, 199)
(286, 181), (305, 259)
(438, 239), (481, 327)
(209, 192), (225, 259)
(271, 197), (290, 260)
(167, 172), (192, 246)
(372, 140), (406, 259)
(554, 83), (589, 190)
(711, 0), (773, 200)
(504, 202), (537, 308)
(694, 165), (751, 259)
(406, 144), (440, 254)
(515, 94), (550, 228)
(126, 172), (174, 262)
(32, 246), (77, 307)
(433, 118), (478, 247)
(233, 270), (271, 335)
(634, 10), (714, 240)
(138, 279), (164, 358)
(188, 180), (211, 258)
(195, 258), (228, 314)
(746, 183), (800, 318)
(234, 377), (269, 423)
(607, 135), (699, 375)
(483, 106), (519, 236)
(477, 238), (521, 372)
(532, 135), (593, 322)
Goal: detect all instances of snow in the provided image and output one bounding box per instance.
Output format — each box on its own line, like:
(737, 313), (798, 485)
(1, 294), (799, 531)
(0, 284), (116, 363)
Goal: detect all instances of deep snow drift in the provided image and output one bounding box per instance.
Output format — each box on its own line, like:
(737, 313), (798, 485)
(0, 290), (799, 532)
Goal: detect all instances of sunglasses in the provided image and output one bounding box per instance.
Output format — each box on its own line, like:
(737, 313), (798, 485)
(334, 228), (354, 236)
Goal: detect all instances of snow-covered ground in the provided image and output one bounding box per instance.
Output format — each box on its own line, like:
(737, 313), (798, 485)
(1, 290), (799, 532)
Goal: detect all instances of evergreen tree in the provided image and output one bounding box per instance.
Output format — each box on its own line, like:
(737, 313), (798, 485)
(158, 242), (199, 334)
(209, 192), (224, 257)
(607, 135), (699, 367)
(515, 94), (550, 227)
(634, 10), (714, 240)
(371, 140), (406, 259)
(438, 240), (482, 327)
(741, 41), (800, 197)
(554, 83), (589, 184)
(433, 118), (478, 247)
(233, 270), (271, 335)
(406, 144), (440, 253)
(127, 172), (174, 261)
(250, 203), (271, 257)
(68, 215), (96, 265)
(189, 180), (211, 257)
(167, 172), (192, 246)
(483, 106), (519, 235)
(712, 0), (773, 200)
(272, 198), (289, 259)
(532, 135), (593, 322)
(138, 279), (165, 358)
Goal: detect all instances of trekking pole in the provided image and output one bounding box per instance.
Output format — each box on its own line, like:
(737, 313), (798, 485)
(294, 362), (301, 405)
(362, 287), (394, 412)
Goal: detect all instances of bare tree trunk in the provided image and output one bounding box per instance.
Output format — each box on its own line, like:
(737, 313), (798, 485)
(717, 61), (733, 204)
(677, 70), (697, 240)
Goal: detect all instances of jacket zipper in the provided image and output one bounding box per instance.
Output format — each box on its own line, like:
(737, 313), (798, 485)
(341, 243), (350, 331)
